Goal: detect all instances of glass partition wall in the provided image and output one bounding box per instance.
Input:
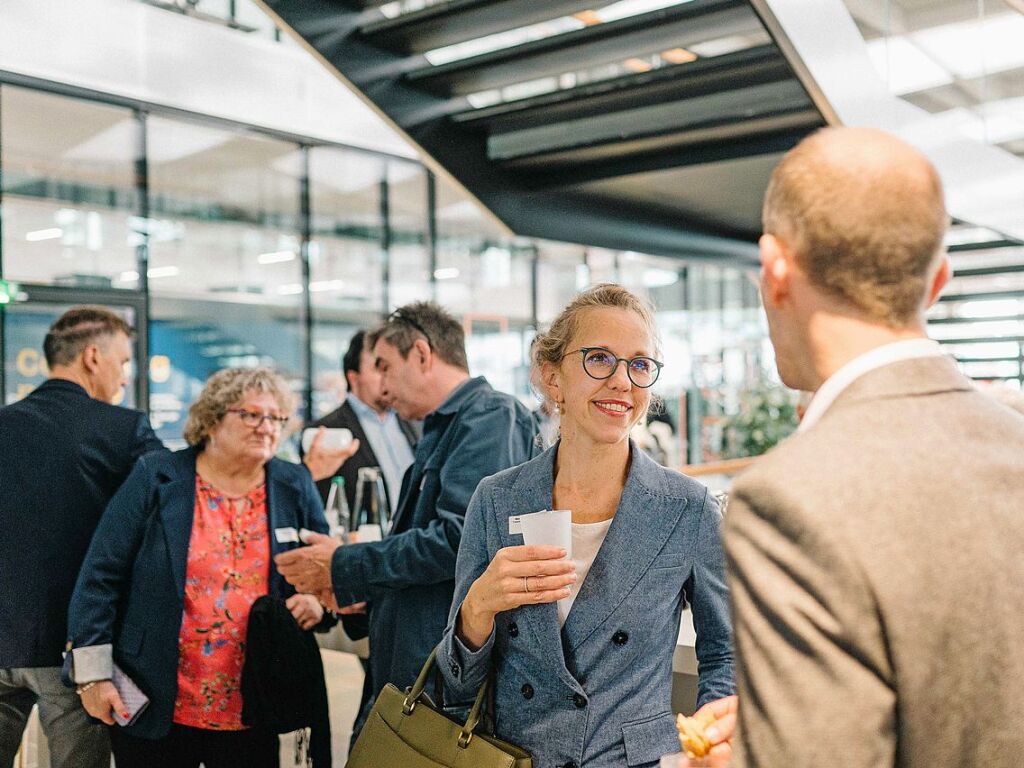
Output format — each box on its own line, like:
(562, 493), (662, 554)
(0, 77), (773, 463)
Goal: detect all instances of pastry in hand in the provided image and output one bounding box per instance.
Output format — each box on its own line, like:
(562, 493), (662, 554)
(675, 708), (716, 759)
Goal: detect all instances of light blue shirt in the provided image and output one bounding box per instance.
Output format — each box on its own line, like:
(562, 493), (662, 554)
(347, 394), (414, 517)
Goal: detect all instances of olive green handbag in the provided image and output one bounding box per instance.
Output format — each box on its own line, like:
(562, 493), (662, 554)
(345, 650), (532, 768)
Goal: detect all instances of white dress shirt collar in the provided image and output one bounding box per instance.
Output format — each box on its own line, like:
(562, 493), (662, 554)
(798, 338), (944, 433)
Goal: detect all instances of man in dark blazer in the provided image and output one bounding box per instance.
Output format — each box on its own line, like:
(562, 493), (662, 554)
(277, 302), (538, 738)
(724, 127), (1024, 767)
(305, 330), (416, 517)
(0, 306), (164, 768)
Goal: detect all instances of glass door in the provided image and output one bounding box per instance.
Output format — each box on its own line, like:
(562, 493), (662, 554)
(2, 285), (147, 408)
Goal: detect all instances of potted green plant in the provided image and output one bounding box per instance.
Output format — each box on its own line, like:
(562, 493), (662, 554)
(722, 384), (799, 459)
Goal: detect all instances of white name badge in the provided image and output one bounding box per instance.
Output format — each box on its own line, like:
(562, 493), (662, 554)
(274, 527), (299, 543)
(508, 516), (523, 535)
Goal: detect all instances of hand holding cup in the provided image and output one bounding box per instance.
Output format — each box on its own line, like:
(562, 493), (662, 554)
(458, 544), (577, 650)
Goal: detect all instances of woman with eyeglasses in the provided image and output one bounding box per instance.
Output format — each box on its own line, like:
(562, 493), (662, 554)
(67, 367), (332, 768)
(438, 284), (736, 768)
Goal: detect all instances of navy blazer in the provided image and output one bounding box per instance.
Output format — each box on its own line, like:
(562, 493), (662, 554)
(66, 447), (332, 740)
(329, 377), (538, 731)
(439, 442), (734, 768)
(0, 379), (163, 668)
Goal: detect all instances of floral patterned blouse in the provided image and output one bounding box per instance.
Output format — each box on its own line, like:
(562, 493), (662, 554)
(174, 476), (270, 730)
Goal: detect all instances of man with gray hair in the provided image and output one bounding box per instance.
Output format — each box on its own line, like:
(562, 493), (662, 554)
(277, 301), (538, 736)
(723, 127), (1024, 767)
(0, 306), (164, 767)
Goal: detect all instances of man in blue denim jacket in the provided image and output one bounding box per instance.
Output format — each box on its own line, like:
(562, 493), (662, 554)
(277, 302), (538, 736)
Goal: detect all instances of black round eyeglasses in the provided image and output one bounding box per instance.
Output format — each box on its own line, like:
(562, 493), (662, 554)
(563, 347), (663, 388)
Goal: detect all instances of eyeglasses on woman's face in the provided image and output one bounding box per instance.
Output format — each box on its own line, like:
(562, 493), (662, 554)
(563, 347), (663, 388)
(226, 408), (290, 430)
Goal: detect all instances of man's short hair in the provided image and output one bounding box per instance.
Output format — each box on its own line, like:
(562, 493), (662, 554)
(762, 127), (948, 327)
(343, 331), (367, 378)
(367, 302), (469, 372)
(43, 306), (134, 368)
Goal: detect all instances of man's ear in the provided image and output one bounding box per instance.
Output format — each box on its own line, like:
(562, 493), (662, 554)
(413, 338), (431, 371)
(80, 344), (101, 374)
(925, 253), (951, 308)
(345, 370), (357, 392)
(759, 233), (792, 307)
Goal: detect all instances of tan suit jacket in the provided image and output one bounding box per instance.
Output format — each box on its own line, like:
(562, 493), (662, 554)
(725, 356), (1024, 767)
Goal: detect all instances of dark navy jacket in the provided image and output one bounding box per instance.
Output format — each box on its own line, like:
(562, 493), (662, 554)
(330, 377), (538, 732)
(66, 447), (332, 739)
(0, 379), (163, 668)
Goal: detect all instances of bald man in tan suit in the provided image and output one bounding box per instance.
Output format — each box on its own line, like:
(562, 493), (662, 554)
(723, 127), (1024, 767)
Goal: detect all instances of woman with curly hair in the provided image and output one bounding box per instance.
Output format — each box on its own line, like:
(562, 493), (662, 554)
(68, 367), (332, 768)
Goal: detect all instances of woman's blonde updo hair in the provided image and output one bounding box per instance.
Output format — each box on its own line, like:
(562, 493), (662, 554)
(184, 367), (297, 448)
(532, 283), (661, 409)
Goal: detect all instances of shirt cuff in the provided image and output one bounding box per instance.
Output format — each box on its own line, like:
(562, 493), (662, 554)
(72, 645), (113, 683)
(446, 624), (496, 683)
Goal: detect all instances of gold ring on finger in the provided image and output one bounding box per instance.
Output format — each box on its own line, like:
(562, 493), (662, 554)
(523, 576), (531, 593)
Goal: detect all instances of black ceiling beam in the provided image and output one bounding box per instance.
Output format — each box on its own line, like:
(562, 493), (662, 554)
(487, 79), (812, 163)
(501, 107), (819, 173)
(952, 263), (1024, 277)
(940, 289), (1024, 303)
(939, 336), (1024, 345)
(513, 119), (817, 191)
(361, 0), (621, 55)
(948, 238), (1022, 252)
(930, 314), (1024, 325)
(257, 0), (802, 260)
(453, 45), (788, 133)
(484, 189), (760, 263)
(404, 0), (756, 96)
(953, 357), (1022, 363)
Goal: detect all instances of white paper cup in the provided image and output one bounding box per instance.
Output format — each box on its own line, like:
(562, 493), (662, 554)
(519, 509), (572, 559)
(302, 427), (353, 453)
(356, 523), (383, 543)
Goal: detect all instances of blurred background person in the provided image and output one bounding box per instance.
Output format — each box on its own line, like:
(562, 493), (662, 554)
(304, 329), (416, 517)
(631, 409), (679, 468)
(67, 367), (332, 768)
(0, 306), (163, 768)
(439, 284), (735, 768)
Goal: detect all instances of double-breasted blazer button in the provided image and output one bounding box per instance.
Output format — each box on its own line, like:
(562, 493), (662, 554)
(613, 630), (629, 646)
(450, 661), (461, 677)
(521, 683), (534, 700)
(563, 762), (578, 768)
(508, 621), (519, 638)
(573, 693), (587, 709)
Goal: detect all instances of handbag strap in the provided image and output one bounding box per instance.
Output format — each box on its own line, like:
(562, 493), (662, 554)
(403, 649), (490, 750)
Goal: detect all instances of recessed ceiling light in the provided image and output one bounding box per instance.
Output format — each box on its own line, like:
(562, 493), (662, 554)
(257, 250), (296, 264)
(309, 279), (345, 292)
(661, 48), (698, 65)
(26, 228), (63, 242)
(623, 57), (653, 73)
(147, 266), (180, 279)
